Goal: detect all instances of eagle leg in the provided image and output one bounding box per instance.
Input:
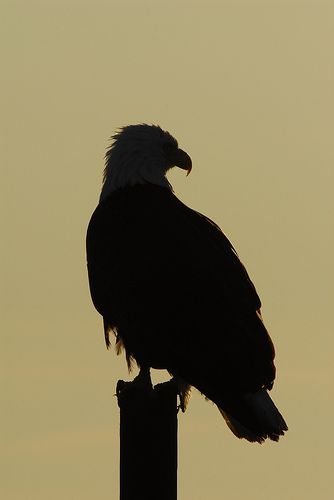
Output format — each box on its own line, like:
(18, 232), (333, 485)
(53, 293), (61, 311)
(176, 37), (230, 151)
(171, 375), (192, 413)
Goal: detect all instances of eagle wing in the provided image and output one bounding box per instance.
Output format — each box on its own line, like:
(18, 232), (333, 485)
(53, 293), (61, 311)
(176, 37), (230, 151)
(86, 184), (275, 399)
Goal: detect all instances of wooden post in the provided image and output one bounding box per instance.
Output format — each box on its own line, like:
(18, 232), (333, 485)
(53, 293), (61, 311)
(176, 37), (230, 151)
(117, 379), (178, 500)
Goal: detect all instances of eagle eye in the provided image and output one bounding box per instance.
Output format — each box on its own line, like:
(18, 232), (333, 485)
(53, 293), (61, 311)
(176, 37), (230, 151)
(162, 142), (177, 155)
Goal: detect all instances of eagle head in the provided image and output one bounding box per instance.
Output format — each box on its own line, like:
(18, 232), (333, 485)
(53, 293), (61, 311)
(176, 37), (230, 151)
(100, 124), (192, 201)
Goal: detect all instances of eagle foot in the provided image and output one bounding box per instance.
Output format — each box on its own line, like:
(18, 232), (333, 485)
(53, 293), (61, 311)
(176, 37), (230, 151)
(171, 376), (192, 413)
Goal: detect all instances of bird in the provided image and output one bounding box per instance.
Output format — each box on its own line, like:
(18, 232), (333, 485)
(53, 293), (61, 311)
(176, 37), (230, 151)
(86, 123), (288, 443)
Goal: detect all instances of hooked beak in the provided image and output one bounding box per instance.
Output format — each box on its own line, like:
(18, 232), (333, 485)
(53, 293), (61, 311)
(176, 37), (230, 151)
(173, 148), (192, 176)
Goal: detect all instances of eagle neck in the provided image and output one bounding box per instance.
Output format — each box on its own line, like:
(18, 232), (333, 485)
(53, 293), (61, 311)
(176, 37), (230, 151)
(99, 160), (172, 202)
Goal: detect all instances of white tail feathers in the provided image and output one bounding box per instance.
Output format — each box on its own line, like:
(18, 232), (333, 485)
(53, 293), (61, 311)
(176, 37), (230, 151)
(219, 388), (288, 443)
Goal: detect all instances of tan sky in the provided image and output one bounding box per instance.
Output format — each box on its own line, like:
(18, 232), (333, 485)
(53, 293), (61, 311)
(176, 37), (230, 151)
(2, 1), (334, 499)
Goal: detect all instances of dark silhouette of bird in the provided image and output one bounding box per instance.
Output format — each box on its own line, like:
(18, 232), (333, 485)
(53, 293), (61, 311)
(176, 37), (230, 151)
(86, 124), (288, 443)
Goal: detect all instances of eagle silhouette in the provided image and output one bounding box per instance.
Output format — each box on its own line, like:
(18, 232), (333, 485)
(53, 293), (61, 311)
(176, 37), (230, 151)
(86, 124), (288, 443)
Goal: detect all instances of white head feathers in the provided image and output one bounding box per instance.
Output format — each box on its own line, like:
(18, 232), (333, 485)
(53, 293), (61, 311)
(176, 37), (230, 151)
(99, 124), (191, 202)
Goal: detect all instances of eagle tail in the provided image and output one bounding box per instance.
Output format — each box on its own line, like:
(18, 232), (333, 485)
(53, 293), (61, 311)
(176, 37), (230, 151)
(218, 388), (288, 443)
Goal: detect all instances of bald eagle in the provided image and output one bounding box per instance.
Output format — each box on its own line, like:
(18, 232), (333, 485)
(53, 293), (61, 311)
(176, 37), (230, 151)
(86, 124), (287, 443)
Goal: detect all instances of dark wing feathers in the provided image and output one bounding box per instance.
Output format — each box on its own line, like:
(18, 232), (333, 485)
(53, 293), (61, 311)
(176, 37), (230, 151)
(86, 184), (275, 395)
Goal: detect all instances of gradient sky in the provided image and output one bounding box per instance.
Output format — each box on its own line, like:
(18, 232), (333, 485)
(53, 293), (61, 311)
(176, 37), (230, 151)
(2, 1), (334, 499)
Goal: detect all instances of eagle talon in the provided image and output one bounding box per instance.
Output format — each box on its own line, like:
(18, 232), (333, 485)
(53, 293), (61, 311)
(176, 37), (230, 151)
(171, 376), (191, 413)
